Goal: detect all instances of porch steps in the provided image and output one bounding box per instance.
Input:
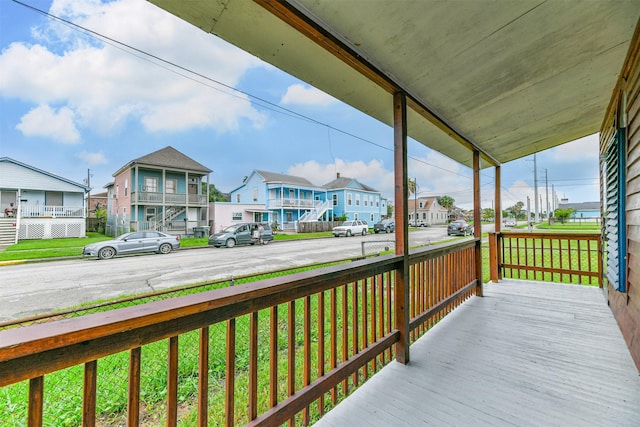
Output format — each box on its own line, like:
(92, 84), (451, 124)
(0, 219), (17, 246)
(299, 200), (332, 222)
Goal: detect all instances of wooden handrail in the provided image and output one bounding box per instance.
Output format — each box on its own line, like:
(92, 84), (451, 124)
(0, 240), (477, 425)
(488, 231), (602, 287)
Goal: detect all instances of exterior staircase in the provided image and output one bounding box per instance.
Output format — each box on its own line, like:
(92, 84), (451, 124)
(299, 200), (332, 222)
(0, 219), (17, 246)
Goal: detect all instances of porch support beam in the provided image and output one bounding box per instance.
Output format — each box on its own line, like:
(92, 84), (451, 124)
(494, 165), (501, 232)
(473, 150), (483, 297)
(393, 91), (410, 364)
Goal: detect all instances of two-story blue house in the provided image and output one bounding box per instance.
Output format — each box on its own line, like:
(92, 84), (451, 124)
(322, 173), (386, 224)
(229, 170), (332, 231)
(228, 170), (385, 230)
(107, 146), (212, 237)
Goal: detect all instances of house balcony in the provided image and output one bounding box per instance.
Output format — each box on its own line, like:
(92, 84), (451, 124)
(1, 232), (638, 426)
(18, 205), (84, 218)
(132, 191), (208, 206)
(267, 197), (316, 209)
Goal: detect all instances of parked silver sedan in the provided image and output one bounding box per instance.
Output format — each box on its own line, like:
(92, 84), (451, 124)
(82, 231), (180, 260)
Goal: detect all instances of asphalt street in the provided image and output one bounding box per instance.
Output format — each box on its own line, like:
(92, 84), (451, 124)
(0, 225), (487, 321)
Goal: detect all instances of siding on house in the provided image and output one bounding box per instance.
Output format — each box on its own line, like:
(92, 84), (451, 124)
(600, 22), (640, 370)
(107, 146), (212, 237)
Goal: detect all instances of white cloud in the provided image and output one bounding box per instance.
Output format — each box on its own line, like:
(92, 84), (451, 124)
(288, 158), (395, 197)
(16, 104), (80, 143)
(549, 133), (599, 161)
(76, 150), (108, 165)
(0, 0), (267, 140)
(280, 84), (336, 106)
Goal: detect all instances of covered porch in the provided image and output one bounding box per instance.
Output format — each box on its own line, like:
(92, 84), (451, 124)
(315, 279), (640, 426)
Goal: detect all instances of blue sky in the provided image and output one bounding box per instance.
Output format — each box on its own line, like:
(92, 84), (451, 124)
(0, 0), (601, 211)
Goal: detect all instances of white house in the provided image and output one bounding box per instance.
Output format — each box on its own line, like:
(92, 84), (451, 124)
(0, 157), (89, 243)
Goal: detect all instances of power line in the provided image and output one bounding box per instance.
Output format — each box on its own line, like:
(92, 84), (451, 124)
(13, 0), (475, 180)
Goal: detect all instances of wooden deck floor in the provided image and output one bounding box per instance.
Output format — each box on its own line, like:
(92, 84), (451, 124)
(314, 280), (640, 426)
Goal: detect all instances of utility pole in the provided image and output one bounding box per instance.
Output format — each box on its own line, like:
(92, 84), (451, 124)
(545, 169), (550, 224)
(86, 169), (92, 218)
(533, 154), (539, 222)
(414, 177), (418, 226)
(527, 196), (532, 232)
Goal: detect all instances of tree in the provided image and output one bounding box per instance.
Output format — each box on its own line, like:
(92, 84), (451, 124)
(386, 202), (393, 218)
(506, 201), (525, 219)
(554, 208), (575, 224)
(407, 178), (417, 195)
(482, 208), (494, 222)
(437, 195), (454, 210)
(201, 182), (228, 202)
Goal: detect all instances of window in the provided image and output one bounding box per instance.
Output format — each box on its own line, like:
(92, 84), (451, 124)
(166, 179), (177, 194)
(236, 194), (241, 203)
(332, 194), (338, 206)
(419, 202), (424, 208)
(370, 213), (374, 222)
(347, 193), (352, 206)
(232, 212), (242, 221)
(364, 197), (368, 206)
(252, 189), (258, 202)
(124, 179), (128, 196)
(355, 194), (360, 206)
(603, 129), (627, 292)
(144, 177), (158, 193)
(354, 213), (359, 220)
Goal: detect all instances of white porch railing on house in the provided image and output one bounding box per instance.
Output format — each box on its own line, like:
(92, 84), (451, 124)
(268, 198), (315, 209)
(188, 194), (208, 205)
(133, 192), (208, 206)
(19, 205), (84, 218)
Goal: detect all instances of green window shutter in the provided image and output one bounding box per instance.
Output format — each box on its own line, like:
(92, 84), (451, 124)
(604, 130), (626, 292)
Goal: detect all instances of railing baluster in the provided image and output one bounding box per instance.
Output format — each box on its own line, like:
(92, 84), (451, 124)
(83, 360), (97, 427)
(361, 279), (368, 379)
(386, 271), (392, 361)
(303, 296), (311, 425)
(225, 320), (235, 427)
(341, 284), (348, 395)
(317, 291), (325, 415)
(128, 347), (141, 427)
(269, 306), (278, 408)
(28, 376), (43, 427)
(198, 328), (209, 427)
(330, 287), (337, 404)
(287, 300), (295, 427)
(249, 313), (258, 421)
(351, 281), (359, 387)
(168, 336), (179, 427)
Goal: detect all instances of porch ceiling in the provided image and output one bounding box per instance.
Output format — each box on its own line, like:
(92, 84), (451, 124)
(148, 0), (640, 168)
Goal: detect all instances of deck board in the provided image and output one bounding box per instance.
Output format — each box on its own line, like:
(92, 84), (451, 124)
(314, 280), (640, 426)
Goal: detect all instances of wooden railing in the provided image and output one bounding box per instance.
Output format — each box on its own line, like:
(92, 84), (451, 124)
(0, 240), (478, 426)
(488, 232), (602, 286)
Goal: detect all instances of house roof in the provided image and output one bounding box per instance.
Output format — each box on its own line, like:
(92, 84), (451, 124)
(149, 1), (640, 169)
(0, 157), (89, 192)
(558, 201), (600, 210)
(113, 146), (212, 176)
(255, 170), (315, 187)
(323, 176), (379, 193)
(408, 197), (446, 211)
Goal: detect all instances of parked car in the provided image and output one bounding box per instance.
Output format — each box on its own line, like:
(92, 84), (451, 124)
(504, 218), (517, 227)
(410, 220), (428, 227)
(209, 222), (274, 248)
(374, 219), (395, 233)
(332, 220), (369, 237)
(447, 220), (474, 236)
(82, 231), (180, 260)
